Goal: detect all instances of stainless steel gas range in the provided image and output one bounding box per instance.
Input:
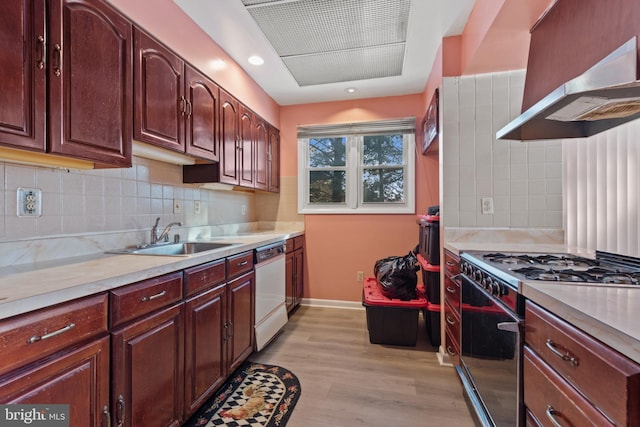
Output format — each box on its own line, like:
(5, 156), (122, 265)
(455, 250), (640, 427)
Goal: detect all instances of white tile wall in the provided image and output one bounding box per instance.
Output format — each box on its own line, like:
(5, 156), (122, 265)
(0, 157), (256, 243)
(564, 118), (640, 256)
(441, 71), (563, 229)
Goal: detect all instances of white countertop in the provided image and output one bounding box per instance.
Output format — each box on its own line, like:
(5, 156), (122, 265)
(0, 229), (302, 321)
(446, 238), (640, 364)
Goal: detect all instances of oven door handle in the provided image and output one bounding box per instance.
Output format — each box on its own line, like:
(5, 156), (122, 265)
(497, 321), (521, 333)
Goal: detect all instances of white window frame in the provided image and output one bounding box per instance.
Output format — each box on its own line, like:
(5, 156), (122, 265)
(298, 128), (415, 214)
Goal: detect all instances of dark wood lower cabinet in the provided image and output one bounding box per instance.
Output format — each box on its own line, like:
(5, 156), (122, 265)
(111, 303), (185, 427)
(184, 284), (226, 419)
(0, 336), (111, 427)
(227, 271), (255, 373)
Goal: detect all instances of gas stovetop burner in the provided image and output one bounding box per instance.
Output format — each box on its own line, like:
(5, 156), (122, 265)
(512, 265), (640, 285)
(483, 252), (598, 267)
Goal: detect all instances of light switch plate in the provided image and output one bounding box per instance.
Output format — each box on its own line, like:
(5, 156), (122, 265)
(173, 199), (182, 214)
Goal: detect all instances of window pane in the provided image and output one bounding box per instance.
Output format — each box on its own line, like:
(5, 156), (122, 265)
(362, 134), (403, 166)
(309, 137), (346, 167)
(309, 170), (346, 203)
(362, 168), (404, 203)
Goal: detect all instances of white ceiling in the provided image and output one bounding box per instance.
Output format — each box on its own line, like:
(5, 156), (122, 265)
(174, 0), (476, 106)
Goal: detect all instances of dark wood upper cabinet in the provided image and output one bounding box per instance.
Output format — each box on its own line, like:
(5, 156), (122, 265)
(219, 89), (240, 185)
(268, 124), (280, 193)
(0, 0), (46, 152)
(1, 0), (132, 166)
(239, 105), (254, 188)
(134, 28), (185, 153)
(185, 65), (220, 161)
(254, 118), (269, 191)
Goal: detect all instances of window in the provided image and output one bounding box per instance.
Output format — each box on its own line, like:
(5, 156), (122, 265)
(298, 118), (415, 214)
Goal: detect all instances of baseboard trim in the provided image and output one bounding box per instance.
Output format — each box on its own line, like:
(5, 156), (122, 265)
(300, 298), (364, 310)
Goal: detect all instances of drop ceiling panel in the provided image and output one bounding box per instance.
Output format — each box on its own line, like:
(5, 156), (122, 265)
(283, 44), (405, 86)
(241, 0), (410, 85)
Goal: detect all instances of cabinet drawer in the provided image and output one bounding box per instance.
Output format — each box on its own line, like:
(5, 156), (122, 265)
(443, 275), (460, 311)
(110, 272), (183, 328)
(525, 301), (640, 426)
(444, 250), (460, 276)
(184, 258), (226, 297)
(293, 235), (304, 251)
(443, 300), (460, 347)
(444, 328), (460, 365)
(227, 251), (254, 279)
(0, 293), (108, 376)
(285, 238), (294, 253)
(524, 346), (614, 427)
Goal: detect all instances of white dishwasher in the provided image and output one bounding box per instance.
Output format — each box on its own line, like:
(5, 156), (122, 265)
(254, 241), (288, 351)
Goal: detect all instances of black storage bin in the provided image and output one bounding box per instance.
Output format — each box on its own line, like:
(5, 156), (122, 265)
(362, 278), (426, 346)
(418, 215), (440, 265)
(417, 255), (441, 304)
(424, 302), (441, 347)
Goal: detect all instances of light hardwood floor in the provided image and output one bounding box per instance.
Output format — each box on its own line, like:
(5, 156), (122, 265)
(249, 305), (476, 427)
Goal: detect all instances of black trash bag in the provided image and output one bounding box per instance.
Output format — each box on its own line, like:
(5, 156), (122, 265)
(374, 247), (420, 300)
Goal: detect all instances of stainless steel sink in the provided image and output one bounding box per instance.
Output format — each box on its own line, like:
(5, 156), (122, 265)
(108, 242), (234, 256)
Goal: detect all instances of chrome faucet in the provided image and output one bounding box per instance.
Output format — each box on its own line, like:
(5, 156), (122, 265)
(151, 217), (182, 244)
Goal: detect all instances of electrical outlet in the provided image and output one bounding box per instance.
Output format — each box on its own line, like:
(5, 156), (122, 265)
(241, 205), (246, 216)
(357, 271), (364, 282)
(173, 199), (182, 214)
(194, 200), (201, 215)
(17, 188), (42, 217)
(481, 197), (494, 215)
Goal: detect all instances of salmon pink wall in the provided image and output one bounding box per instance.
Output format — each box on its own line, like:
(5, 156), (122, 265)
(281, 95), (439, 302)
(105, 0), (280, 126)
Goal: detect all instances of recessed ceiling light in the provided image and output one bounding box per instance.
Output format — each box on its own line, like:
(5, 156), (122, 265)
(345, 87), (357, 93)
(248, 55), (264, 66)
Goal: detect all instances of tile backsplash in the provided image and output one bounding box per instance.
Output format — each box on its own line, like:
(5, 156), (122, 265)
(441, 71), (563, 229)
(1, 156), (256, 245)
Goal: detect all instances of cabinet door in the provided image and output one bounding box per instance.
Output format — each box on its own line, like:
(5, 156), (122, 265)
(112, 303), (184, 427)
(239, 106), (254, 188)
(0, 336), (110, 427)
(0, 0), (46, 151)
(227, 271), (254, 373)
(185, 65), (219, 161)
(184, 284), (226, 419)
(219, 89), (240, 185)
(285, 251), (295, 312)
(294, 248), (304, 307)
(254, 118), (269, 191)
(134, 28), (185, 153)
(268, 125), (280, 192)
(49, 0), (132, 166)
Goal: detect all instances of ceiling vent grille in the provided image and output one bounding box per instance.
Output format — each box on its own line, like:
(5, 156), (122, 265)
(241, 0), (410, 86)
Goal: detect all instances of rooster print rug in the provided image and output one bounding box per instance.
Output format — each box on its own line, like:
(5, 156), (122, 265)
(184, 362), (301, 427)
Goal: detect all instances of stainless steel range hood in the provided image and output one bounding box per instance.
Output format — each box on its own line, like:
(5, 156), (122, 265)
(497, 37), (640, 141)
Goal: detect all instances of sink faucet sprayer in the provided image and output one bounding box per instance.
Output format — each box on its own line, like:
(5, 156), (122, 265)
(151, 217), (182, 244)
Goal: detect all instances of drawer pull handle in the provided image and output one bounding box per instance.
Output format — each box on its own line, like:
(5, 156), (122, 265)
(116, 394), (125, 427)
(445, 286), (457, 294)
(545, 339), (579, 366)
(52, 43), (61, 77)
(545, 405), (564, 427)
(446, 261), (454, 267)
(238, 260), (248, 266)
(445, 314), (456, 326)
(35, 35), (46, 69)
(27, 323), (75, 344)
(102, 405), (111, 427)
(141, 290), (167, 302)
(446, 345), (457, 356)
